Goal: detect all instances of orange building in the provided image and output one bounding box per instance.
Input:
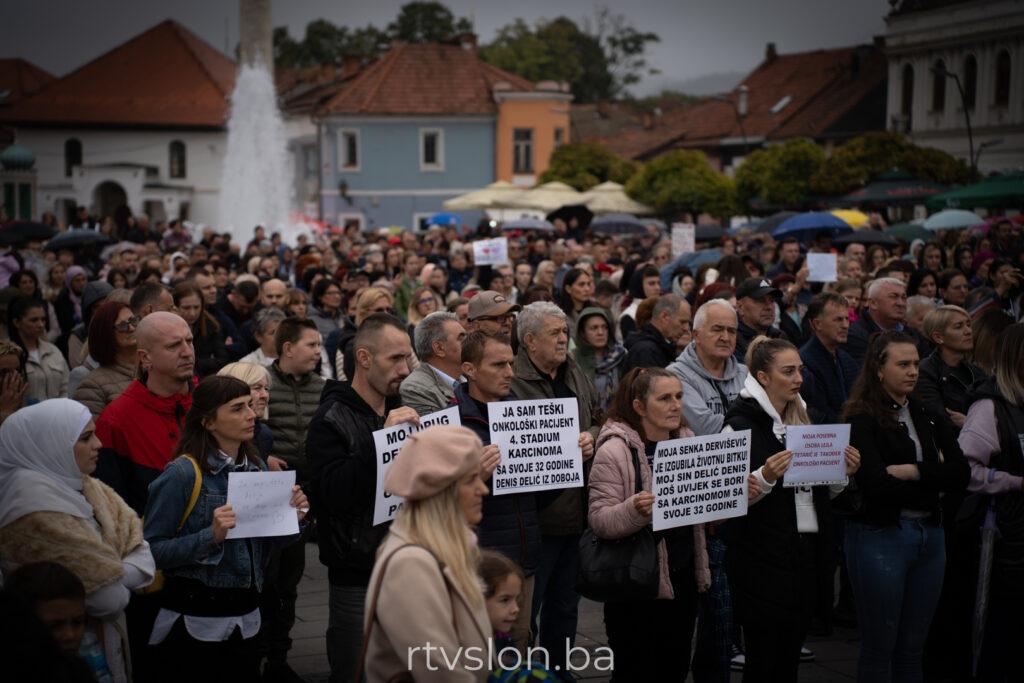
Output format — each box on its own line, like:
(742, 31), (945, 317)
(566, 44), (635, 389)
(494, 81), (572, 187)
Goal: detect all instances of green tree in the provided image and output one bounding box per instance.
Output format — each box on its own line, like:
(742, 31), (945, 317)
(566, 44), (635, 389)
(480, 10), (658, 102)
(539, 143), (638, 190)
(626, 150), (736, 219)
(386, 2), (472, 43)
(273, 21), (387, 67)
(735, 138), (825, 208)
(810, 132), (971, 195)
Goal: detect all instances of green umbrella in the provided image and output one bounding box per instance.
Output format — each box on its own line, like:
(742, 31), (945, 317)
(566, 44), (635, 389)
(926, 172), (1024, 211)
(840, 170), (949, 207)
(884, 223), (932, 242)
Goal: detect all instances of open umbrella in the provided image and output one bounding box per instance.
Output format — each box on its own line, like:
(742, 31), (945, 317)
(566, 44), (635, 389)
(756, 211), (798, 235)
(506, 181), (584, 212)
(926, 172), (1024, 211)
(546, 204), (594, 229)
(0, 220), (58, 246)
(884, 222), (932, 243)
(833, 230), (899, 247)
(50, 229), (115, 252)
(500, 218), (555, 232)
(579, 181), (655, 215)
(772, 212), (853, 242)
(443, 181), (521, 210)
(695, 225), (725, 241)
(830, 209), (869, 228)
(591, 213), (647, 235)
(426, 212), (461, 227)
(924, 209), (985, 231)
(839, 170), (949, 208)
(660, 249), (723, 290)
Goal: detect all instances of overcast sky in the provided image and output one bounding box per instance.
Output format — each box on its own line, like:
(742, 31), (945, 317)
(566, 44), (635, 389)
(1, 0), (892, 96)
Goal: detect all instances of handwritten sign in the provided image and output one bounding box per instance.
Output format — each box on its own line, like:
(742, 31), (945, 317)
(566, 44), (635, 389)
(806, 253), (838, 282)
(372, 406), (462, 525)
(487, 398), (582, 496)
(671, 223), (696, 257)
(473, 237), (509, 266)
(652, 430), (750, 531)
(783, 424), (849, 487)
(226, 470), (298, 539)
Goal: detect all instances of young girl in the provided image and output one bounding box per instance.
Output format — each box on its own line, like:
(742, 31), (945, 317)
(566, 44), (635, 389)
(479, 550), (524, 661)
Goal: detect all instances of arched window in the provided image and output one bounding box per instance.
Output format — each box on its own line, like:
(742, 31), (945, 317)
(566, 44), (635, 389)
(994, 49), (1011, 107)
(963, 54), (977, 111)
(931, 59), (946, 112)
(64, 138), (82, 177)
(901, 64), (915, 118)
(169, 140), (186, 178)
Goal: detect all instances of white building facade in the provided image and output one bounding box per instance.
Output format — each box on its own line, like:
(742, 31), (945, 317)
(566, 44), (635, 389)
(884, 0), (1024, 173)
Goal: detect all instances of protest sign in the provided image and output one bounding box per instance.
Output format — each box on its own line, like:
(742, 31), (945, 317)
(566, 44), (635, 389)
(372, 406), (461, 525)
(652, 430), (750, 531)
(473, 237), (509, 266)
(783, 424), (849, 487)
(806, 253), (838, 282)
(226, 470), (298, 539)
(671, 223), (696, 257)
(488, 398), (583, 496)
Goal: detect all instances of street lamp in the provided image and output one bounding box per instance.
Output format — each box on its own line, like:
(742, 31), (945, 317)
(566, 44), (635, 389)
(931, 64), (976, 178)
(975, 138), (1003, 170)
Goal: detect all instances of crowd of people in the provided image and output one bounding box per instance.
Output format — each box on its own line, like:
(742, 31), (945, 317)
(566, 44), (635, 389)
(0, 209), (1022, 683)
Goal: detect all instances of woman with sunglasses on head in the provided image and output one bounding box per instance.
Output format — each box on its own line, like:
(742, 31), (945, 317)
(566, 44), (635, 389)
(143, 376), (308, 682)
(72, 301), (140, 418)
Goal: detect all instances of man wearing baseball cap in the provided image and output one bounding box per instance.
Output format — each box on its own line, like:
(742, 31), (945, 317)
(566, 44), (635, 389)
(466, 290), (521, 338)
(734, 277), (785, 362)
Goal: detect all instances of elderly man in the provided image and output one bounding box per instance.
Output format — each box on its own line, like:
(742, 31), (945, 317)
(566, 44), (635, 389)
(667, 299), (749, 436)
(844, 242), (866, 267)
(734, 277), (785, 362)
(621, 293), (691, 372)
(467, 290), (521, 338)
(510, 301), (596, 672)
(800, 293), (859, 424)
(400, 311), (466, 416)
(844, 277), (909, 365)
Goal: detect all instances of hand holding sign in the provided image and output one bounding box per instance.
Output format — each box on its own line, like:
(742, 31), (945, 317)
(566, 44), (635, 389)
(806, 253), (838, 283)
(473, 238), (509, 266)
(487, 398), (583, 496)
(226, 470), (300, 539)
(783, 424), (850, 487)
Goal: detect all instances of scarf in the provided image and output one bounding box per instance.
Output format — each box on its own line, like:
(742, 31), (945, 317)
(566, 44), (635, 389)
(65, 265), (87, 323)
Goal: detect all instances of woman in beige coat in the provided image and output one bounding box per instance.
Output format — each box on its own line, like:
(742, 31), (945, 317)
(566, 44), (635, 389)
(362, 425), (492, 682)
(73, 301), (139, 417)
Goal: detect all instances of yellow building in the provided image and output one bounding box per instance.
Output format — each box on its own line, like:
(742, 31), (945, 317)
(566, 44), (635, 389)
(494, 81), (573, 187)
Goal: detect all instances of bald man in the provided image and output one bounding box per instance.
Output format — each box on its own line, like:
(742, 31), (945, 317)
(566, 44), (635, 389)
(94, 311), (195, 513)
(261, 278), (289, 309)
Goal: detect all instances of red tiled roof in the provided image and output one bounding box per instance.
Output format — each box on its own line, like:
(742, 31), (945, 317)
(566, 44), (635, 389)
(317, 42), (536, 116)
(0, 59), (55, 104)
(594, 45), (886, 160)
(0, 20), (236, 128)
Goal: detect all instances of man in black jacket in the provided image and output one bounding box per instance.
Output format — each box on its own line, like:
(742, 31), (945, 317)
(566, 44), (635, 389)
(734, 278), (784, 363)
(800, 293), (859, 424)
(306, 313), (417, 683)
(453, 331), (541, 653)
(621, 293), (690, 372)
(844, 277), (908, 366)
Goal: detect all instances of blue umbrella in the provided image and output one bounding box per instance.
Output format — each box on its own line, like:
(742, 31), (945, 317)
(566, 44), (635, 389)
(426, 212), (461, 227)
(660, 249), (723, 290)
(500, 217), (555, 232)
(772, 211), (853, 242)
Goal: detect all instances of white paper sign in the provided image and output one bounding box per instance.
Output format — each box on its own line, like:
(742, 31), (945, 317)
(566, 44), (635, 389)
(806, 253), (838, 282)
(226, 470), (299, 539)
(652, 430), (750, 531)
(671, 223), (696, 257)
(473, 237), (509, 266)
(372, 406), (462, 525)
(487, 398), (583, 496)
(783, 424), (850, 487)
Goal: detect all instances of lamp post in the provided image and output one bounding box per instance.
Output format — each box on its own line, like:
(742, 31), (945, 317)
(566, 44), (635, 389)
(931, 64), (976, 179)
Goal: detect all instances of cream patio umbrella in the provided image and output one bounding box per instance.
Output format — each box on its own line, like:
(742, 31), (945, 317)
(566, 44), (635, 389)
(504, 181), (585, 212)
(579, 181), (655, 215)
(442, 180), (522, 210)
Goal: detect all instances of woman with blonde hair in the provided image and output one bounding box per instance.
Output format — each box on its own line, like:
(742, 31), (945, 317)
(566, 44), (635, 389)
(361, 425), (491, 682)
(405, 285), (441, 333)
(217, 362), (273, 463)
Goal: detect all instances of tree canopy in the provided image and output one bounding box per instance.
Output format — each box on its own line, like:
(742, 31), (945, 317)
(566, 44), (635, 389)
(735, 138), (826, 209)
(626, 150), (736, 219)
(538, 143), (638, 190)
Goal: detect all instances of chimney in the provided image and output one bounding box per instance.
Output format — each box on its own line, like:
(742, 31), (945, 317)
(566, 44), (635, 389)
(737, 85), (748, 117)
(765, 42), (778, 63)
(341, 55), (362, 77)
(453, 32), (477, 51)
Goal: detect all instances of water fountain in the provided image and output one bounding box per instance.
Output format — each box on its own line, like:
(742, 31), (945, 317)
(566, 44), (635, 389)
(217, 0), (296, 245)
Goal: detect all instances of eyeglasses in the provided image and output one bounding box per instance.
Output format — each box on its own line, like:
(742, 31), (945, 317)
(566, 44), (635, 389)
(371, 306), (395, 315)
(417, 297), (437, 305)
(114, 316), (141, 333)
(476, 314), (512, 323)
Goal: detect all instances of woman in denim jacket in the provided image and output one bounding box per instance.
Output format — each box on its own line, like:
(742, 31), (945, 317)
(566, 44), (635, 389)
(143, 376), (307, 682)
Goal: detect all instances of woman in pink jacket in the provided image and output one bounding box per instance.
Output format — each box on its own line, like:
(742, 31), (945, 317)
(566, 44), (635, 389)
(588, 367), (710, 680)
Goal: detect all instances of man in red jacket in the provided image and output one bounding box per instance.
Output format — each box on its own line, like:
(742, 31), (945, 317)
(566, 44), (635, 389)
(94, 311), (195, 514)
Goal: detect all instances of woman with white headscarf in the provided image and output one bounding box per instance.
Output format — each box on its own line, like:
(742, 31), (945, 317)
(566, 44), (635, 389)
(0, 399), (155, 683)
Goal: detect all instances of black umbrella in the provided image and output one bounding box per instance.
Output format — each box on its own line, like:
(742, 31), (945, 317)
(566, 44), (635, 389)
(695, 225), (725, 241)
(0, 221), (58, 246)
(755, 211), (798, 235)
(590, 213), (647, 235)
(832, 230), (899, 247)
(546, 204), (594, 229)
(45, 229), (115, 251)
